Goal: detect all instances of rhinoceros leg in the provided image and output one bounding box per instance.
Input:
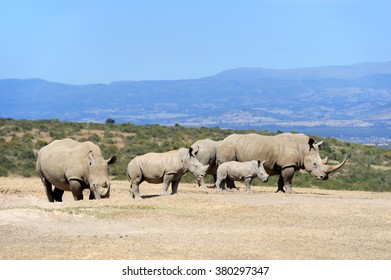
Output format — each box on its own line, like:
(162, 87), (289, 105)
(196, 177), (205, 188)
(215, 177), (224, 192)
(244, 178), (253, 193)
(41, 178), (55, 202)
(69, 180), (84, 201)
(130, 182), (142, 200)
(197, 173), (215, 188)
(212, 174), (217, 188)
(277, 176), (285, 193)
(226, 178), (238, 190)
(277, 167), (295, 193)
(171, 179), (180, 195)
(53, 187), (64, 202)
(161, 174), (174, 195)
(89, 191), (96, 200)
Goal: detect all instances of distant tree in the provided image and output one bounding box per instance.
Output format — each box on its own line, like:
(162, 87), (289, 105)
(106, 118), (115, 124)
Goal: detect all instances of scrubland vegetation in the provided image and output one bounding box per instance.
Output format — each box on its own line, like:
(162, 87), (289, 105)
(1, 118), (390, 192)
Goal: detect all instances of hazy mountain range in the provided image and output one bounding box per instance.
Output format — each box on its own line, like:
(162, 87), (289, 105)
(1, 62), (390, 145)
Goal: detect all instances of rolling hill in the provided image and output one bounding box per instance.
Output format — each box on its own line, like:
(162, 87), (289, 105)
(1, 62), (390, 144)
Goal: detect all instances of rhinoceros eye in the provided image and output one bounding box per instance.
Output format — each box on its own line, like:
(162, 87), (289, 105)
(313, 163), (318, 168)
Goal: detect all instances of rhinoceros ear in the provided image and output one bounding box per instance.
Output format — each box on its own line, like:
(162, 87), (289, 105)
(316, 140), (324, 147)
(308, 138), (315, 151)
(107, 155), (117, 165)
(88, 150), (96, 165)
(188, 147), (195, 157)
(192, 146), (199, 155)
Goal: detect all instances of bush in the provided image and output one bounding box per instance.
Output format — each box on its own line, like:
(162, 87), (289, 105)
(35, 140), (48, 150)
(1, 118), (390, 192)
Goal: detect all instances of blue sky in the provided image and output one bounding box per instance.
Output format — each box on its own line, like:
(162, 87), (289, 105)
(1, 0), (390, 84)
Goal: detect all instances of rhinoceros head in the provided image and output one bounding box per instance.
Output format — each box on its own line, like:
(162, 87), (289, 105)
(87, 150), (116, 199)
(185, 147), (208, 180)
(255, 160), (269, 182)
(303, 138), (347, 180)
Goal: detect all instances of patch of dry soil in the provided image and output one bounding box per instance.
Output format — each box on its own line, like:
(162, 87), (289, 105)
(1, 177), (390, 260)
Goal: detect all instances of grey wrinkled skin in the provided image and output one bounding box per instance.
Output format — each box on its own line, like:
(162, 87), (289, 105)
(127, 147), (208, 200)
(216, 160), (269, 193)
(36, 138), (116, 202)
(217, 133), (347, 193)
(190, 139), (221, 188)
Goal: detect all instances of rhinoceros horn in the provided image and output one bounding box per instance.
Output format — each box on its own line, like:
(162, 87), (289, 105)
(324, 157), (347, 174)
(321, 156), (329, 164)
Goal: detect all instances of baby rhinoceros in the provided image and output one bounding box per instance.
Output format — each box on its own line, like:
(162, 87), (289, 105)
(127, 147), (208, 200)
(216, 160), (269, 193)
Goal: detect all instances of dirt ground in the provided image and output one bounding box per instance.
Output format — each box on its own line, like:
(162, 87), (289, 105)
(0, 177), (390, 260)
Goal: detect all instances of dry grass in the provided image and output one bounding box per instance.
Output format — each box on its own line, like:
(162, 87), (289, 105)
(1, 177), (391, 260)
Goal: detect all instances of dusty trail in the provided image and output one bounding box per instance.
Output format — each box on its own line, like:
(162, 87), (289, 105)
(0, 177), (390, 260)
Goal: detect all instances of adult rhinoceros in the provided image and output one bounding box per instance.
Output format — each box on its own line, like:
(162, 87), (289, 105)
(36, 138), (116, 202)
(216, 133), (347, 193)
(190, 138), (221, 188)
(127, 147), (208, 200)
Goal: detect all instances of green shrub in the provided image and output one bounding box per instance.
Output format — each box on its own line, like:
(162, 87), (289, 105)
(1, 118), (390, 192)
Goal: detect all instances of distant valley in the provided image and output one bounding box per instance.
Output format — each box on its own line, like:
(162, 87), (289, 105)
(1, 62), (390, 146)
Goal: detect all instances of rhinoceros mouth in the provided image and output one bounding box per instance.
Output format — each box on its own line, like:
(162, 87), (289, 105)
(99, 184), (110, 198)
(259, 175), (269, 182)
(196, 175), (205, 181)
(316, 174), (329, 180)
(102, 187), (110, 198)
(90, 183), (110, 199)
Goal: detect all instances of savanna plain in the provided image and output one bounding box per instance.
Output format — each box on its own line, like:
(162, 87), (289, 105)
(1, 177), (390, 260)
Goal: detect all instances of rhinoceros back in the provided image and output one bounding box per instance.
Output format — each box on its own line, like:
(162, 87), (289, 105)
(36, 139), (91, 190)
(128, 149), (184, 183)
(217, 134), (269, 163)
